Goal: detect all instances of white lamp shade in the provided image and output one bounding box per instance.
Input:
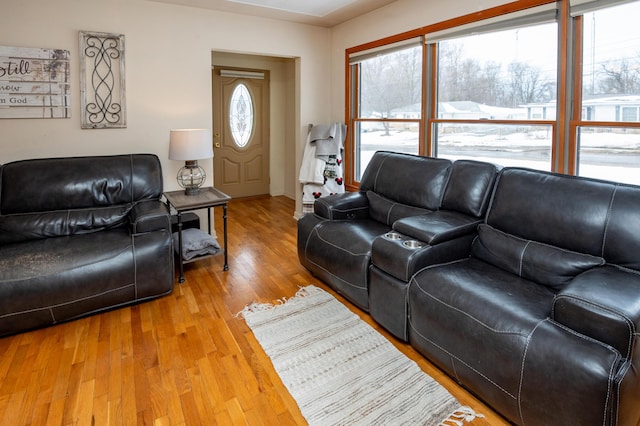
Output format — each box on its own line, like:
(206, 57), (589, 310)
(169, 129), (213, 160)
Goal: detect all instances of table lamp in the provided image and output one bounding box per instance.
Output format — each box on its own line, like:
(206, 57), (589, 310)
(169, 129), (214, 195)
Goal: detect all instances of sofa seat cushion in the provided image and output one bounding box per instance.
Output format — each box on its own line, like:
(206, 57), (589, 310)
(302, 219), (391, 310)
(0, 227), (173, 336)
(472, 224), (605, 290)
(408, 258), (555, 422)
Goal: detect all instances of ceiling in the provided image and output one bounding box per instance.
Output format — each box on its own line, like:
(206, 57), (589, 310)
(147, 0), (399, 27)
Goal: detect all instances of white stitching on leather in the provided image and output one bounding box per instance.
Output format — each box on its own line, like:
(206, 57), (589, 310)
(304, 226), (369, 292)
(372, 155), (389, 192)
(0, 284), (136, 319)
(554, 294), (634, 358)
(332, 206), (369, 214)
(517, 319), (546, 426)
(519, 240), (530, 277)
(132, 233), (138, 299)
(305, 256), (367, 291)
(310, 226), (372, 256)
(550, 319), (619, 426)
(601, 185), (618, 258)
(408, 316), (518, 400)
(386, 202), (398, 225)
(129, 154), (135, 203)
(613, 361), (630, 426)
(412, 278), (532, 336)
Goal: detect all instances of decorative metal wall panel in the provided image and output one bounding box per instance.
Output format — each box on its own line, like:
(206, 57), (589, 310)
(79, 31), (126, 129)
(0, 45), (71, 119)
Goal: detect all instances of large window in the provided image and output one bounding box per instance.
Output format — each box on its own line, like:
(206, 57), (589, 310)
(346, 0), (640, 189)
(435, 22), (557, 169)
(574, 1), (640, 184)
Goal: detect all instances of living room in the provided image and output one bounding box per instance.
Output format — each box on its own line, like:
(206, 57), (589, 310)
(2, 0), (640, 424)
(1, 0), (542, 217)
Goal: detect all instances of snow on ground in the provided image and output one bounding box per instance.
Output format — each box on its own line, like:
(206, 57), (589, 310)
(358, 129), (640, 185)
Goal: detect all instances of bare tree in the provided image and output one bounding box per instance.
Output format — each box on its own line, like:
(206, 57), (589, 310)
(507, 61), (554, 106)
(360, 46), (422, 134)
(438, 43), (506, 106)
(597, 58), (640, 94)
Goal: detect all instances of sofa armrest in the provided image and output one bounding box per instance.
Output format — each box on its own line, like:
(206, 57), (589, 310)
(313, 192), (370, 220)
(553, 265), (640, 359)
(392, 210), (481, 245)
(130, 200), (171, 233)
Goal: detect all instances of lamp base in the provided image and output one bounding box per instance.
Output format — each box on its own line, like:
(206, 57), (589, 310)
(184, 187), (201, 196)
(176, 160), (206, 196)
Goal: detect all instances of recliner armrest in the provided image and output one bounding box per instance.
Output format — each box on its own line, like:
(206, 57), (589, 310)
(553, 265), (640, 358)
(313, 192), (370, 220)
(393, 210), (481, 245)
(130, 200), (171, 233)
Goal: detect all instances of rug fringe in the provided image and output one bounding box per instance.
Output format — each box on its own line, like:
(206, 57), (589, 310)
(439, 406), (484, 426)
(235, 285), (321, 319)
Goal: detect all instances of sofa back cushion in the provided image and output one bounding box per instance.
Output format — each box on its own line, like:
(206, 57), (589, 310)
(441, 160), (499, 218)
(602, 185), (640, 271)
(486, 167), (640, 272)
(472, 224), (605, 290)
(0, 154), (163, 214)
(0, 154), (164, 244)
(0, 206), (131, 245)
(366, 191), (431, 226)
(486, 168), (614, 256)
(359, 151), (451, 212)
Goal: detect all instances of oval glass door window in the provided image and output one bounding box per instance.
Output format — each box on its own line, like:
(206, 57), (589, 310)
(229, 83), (254, 148)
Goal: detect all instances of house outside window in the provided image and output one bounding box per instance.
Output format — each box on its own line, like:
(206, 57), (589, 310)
(574, 1), (640, 184)
(433, 21), (557, 170)
(351, 43), (422, 180)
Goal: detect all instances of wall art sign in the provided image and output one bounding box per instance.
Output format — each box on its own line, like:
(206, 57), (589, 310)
(79, 31), (126, 129)
(0, 45), (71, 119)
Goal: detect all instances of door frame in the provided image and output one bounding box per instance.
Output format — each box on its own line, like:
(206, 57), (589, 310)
(211, 52), (297, 202)
(212, 66), (270, 198)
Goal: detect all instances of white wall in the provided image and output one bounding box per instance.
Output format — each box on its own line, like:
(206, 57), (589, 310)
(0, 0), (331, 215)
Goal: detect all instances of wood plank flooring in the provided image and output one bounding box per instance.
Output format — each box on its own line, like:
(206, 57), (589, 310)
(0, 195), (509, 425)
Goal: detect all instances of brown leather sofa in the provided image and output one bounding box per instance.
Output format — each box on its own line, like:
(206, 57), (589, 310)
(0, 154), (174, 336)
(298, 151), (640, 425)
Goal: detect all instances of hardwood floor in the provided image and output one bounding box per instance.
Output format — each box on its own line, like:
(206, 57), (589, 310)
(0, 196), (509, 425)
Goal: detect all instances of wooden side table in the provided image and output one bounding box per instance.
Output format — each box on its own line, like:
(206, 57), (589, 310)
(163, 187), (231, 283)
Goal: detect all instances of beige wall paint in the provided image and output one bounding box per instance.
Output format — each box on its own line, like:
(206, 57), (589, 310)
(0, 0), (330, 216)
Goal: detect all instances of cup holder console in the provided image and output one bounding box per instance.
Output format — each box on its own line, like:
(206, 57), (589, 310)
(384, 232), (403, 240)
(402, 240), (425, 249)
(382, 232), (426, 250)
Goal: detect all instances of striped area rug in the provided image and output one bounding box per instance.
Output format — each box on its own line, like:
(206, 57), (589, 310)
(238, 285), (482, 426)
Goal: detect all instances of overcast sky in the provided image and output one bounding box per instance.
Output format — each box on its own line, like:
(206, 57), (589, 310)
(449, 1), (640, 79)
